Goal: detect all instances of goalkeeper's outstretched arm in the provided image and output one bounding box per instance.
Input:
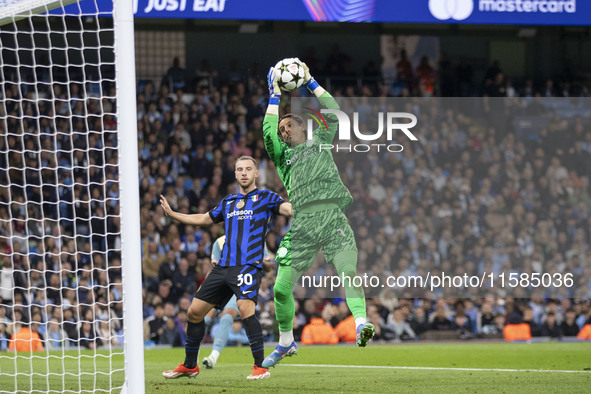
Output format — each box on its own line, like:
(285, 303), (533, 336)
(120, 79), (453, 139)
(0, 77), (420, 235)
(159, 195), (213, 226)
(298, 60), (340, 141)
(299, 60), (339, 111)
(263, 67), (285, 164)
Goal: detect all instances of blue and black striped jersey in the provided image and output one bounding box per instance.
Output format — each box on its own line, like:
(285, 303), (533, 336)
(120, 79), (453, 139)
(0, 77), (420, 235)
(211, 235), (270, 263)
(208, 188), (284, 269)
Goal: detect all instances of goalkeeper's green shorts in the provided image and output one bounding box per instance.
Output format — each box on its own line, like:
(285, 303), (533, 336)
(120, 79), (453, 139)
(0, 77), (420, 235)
(275, 201), (357, 272)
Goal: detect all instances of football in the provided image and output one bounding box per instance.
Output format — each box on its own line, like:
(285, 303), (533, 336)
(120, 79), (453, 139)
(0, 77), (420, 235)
(274, 58), (305, 91)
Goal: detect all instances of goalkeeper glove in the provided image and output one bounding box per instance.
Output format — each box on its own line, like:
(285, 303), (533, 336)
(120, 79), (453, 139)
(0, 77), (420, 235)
(295, 58), (319, 92)
(267, 67), (281, 105)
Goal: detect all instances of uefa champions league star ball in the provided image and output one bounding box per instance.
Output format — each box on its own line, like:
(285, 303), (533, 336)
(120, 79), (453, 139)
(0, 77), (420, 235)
(274, 58), (305, 91)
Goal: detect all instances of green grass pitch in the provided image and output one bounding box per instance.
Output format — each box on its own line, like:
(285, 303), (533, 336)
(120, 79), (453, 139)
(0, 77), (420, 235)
(1, 342), (591, 392)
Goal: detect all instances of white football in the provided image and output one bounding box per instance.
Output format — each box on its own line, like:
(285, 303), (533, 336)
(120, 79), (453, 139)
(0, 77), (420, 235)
(274, 58), (305, 91)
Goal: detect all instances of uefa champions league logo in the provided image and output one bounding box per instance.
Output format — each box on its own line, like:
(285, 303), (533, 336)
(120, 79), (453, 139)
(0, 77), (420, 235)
(429, 0), (474, 21)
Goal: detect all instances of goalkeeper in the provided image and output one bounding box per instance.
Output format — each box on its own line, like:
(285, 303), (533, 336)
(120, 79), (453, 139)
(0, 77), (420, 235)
(262, 62), (374, 368)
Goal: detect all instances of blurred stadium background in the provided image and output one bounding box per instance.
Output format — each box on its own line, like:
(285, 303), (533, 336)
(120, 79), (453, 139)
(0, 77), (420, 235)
(1, 0), (591, 392)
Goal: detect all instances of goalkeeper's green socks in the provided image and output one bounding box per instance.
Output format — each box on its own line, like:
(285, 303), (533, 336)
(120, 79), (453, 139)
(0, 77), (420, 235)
(274, 265), (296, 332)
(346, 296), (367, 322)
(333, 250), (368, 321)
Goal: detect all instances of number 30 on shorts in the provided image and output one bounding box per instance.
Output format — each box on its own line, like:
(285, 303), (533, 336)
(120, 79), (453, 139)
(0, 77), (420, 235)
(237, 273), (253, 286)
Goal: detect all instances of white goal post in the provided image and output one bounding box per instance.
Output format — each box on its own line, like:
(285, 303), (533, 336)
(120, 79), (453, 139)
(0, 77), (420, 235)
(0, 0), (144, 392)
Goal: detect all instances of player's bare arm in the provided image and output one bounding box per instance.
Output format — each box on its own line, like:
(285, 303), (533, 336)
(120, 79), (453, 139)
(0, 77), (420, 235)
(279, 202), (293, 217)
(262, 256), (275, 273)
(160, 195), (214, 226)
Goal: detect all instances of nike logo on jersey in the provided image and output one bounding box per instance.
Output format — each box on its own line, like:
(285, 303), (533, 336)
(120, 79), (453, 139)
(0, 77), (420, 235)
(242, 290), (252, 295)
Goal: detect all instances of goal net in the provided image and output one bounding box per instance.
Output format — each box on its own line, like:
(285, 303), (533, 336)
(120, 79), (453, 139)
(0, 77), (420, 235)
(0, 0), (143, 392)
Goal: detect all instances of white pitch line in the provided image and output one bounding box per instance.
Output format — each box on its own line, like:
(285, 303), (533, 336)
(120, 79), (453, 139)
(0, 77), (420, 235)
(282, 364), (591, 374)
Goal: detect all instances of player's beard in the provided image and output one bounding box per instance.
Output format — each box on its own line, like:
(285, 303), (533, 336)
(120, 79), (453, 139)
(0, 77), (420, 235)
(239, 177), (255, 192)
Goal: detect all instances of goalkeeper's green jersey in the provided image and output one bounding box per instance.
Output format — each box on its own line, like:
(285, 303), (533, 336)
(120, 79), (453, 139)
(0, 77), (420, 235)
(262, 93), (353, 212)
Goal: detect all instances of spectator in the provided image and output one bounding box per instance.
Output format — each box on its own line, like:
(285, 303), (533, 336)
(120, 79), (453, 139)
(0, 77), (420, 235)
(522, 306), (541, 337)
(503, 320), (531, 342)
(395, 49), (413, 85)
(540, 312), (562, 339)
(301, 312), (339, 345)
(55, 309), (72, 343)
(575, 301), (590, 330)
(160, 317), (182, 346)
(383, 307), (416, 341)
(174, 309), (188, 346)
(158, 249), (178, 284)
(225, 320), (250, 346)
(368, 311), (384, 340)
(409, 307), (430, 336)
(171, 258), (196, 299)
(577, 323), (591, 340)
(79, 321), (101, 350)
(431, 306), (453, 331)
(0, 305), (12, 337)
(96, 317), (121, 347)
(335, 315), (356, 343)
(156, 280), (176, 304)
(477, 302), (496, 334)
(164, 57), (186, 90)
(45, 317), (68, 350)
(180, 232), (199, 253)
(452, 300), (473, 335)
(142, 241), (166, 292)
(145, 303), (167, 345)
(561, 309), (580, 337)
(259, 300), (277, 342)
(416, 56), (435, 96)
(463, 300), (479, 332)
(0, 322), (9, 351)
(331, 301), (351, 327)
(9, 322), (44, 352)
(0, 259), (14, 305)
(163, 302), (177, 321)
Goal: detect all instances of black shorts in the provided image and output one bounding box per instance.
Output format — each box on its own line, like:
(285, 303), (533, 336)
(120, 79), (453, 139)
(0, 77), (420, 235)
(195, 264), (263, 308)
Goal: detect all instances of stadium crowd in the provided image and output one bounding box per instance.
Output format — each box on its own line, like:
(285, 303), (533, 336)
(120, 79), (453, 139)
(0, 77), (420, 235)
(1, 51), (591, 352)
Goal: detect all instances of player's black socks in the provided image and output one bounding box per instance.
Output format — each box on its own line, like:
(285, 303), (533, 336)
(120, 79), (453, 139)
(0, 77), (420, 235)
(243, 315), (265, 367)
(184, 320), (205, 369)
